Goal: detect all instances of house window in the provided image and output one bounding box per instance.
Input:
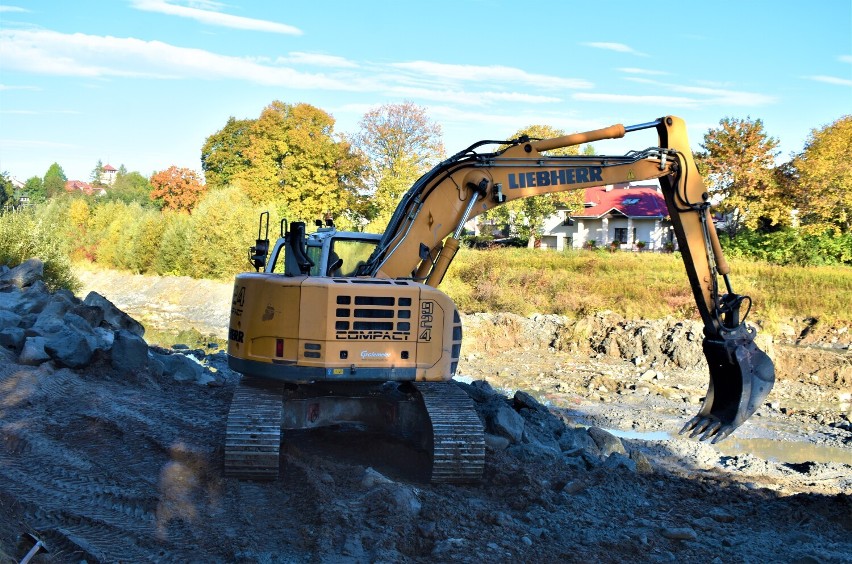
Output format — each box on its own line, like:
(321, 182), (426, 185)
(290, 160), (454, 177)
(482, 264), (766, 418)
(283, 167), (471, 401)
(614, 228), (636, 244)
(623, 197), (640, 205)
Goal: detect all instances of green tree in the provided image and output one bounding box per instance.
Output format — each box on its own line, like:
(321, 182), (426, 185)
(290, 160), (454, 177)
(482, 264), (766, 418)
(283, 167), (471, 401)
(489, 125), (582, 247)
(43, 162), (67, 199)
(700, 117), (787, 236)
(108, 170), (156, 207)
(201, 117), (253, 189)
(23, 176), (46, 203)
(0, 205), (79, 291)
(0, 172), (14, 208)
(276, 103), (365, 225)
(203, 101), (366, 228)
(89, 159), (106, 188)
(354, 102), (444, 231)
(791, 115), (852, 234)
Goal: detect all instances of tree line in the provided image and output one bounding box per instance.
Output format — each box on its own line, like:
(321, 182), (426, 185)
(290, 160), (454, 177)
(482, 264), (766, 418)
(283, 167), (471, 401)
(1, 101), (850, 284)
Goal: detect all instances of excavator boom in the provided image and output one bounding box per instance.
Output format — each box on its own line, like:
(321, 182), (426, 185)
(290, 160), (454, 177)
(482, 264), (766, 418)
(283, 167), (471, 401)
(357, 115), (774, 442)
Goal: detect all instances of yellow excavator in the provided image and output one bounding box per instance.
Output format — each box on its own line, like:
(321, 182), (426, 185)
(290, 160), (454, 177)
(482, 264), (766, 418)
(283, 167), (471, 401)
(225, 116), (775, 482)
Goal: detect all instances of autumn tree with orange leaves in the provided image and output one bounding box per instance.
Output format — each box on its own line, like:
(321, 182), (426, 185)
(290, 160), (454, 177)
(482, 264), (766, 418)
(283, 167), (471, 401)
(149, 166), (207, 213)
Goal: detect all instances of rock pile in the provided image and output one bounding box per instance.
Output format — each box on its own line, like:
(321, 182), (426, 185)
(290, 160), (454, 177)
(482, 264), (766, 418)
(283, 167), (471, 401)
(464, 311), (732, 368)
(457, 379), (653, 474)
(0, 259), (222, 386)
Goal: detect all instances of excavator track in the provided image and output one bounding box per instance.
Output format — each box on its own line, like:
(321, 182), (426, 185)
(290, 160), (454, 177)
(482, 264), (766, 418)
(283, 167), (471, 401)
(416, 382), (485, 483)
(224, 380), (284, 480)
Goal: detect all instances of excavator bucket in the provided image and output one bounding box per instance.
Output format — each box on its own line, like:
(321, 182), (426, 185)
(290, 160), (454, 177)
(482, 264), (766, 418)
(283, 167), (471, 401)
(680, 327), (775, 443)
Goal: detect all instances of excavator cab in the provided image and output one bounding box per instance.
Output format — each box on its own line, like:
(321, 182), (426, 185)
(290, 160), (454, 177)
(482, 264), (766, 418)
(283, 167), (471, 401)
(259, 218), (382, 278)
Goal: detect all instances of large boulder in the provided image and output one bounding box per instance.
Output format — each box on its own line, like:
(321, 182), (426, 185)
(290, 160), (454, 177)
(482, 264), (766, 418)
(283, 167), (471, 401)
(111, 330), (149, 375)
(155, 352), (214, 385)
(0, 258), (44, 289)
(488, 402), (526, 443)
(83, 292), (145, 337)
(42, 314), (97, 369)
(19, 336), (51, 365)
(10, 281), (50, 316)
(0, 326), (25, 351)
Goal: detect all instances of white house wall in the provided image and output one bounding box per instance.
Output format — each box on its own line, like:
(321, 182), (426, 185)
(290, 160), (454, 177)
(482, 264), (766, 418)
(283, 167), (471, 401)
(540, 214), (673, 251)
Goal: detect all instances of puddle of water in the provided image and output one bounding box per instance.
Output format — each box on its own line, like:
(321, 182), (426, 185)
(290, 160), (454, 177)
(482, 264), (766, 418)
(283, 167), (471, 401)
(603, 427), (851, 465)
(606, 428), (671, 442)
(714, 436), (852, 465)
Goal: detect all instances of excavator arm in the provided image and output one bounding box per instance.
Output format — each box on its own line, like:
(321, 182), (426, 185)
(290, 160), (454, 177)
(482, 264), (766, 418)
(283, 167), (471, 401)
(359, 115), (775, 442)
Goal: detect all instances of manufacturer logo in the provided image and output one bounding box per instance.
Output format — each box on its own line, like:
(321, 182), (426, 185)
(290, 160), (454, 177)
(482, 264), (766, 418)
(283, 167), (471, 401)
(507, 167), (604, 189)
(361, 351), (390, 360)
(228, 327), (244, 343)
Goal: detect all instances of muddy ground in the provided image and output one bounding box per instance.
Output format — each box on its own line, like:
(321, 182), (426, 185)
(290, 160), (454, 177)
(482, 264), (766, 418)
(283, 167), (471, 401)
(0, 268), (849, 563)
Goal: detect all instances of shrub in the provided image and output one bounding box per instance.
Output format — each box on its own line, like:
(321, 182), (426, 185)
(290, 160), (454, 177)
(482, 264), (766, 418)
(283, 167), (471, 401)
(722, 228), (852, 266)
(155, 212), (193, 276)
(188, 187), (262, 279)
(0, 207), (79, 292)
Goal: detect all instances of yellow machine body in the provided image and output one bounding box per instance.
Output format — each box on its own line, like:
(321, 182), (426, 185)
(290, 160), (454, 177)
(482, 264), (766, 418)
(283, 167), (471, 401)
(228, 274), (461, 383)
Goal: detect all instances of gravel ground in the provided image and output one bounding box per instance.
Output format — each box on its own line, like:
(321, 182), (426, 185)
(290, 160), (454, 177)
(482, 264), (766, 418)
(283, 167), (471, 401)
(1, 268), (841, 562)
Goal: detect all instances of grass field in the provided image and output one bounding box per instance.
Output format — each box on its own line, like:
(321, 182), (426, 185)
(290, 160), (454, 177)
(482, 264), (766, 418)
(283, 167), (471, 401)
(441, 247), (852, 332)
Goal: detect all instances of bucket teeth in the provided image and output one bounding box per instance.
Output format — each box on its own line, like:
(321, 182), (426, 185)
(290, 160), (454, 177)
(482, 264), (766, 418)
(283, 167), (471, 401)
(680, 329), (775, 443)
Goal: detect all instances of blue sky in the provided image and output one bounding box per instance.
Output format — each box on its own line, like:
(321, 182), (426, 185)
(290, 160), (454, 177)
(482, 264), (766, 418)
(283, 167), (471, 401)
(1, 0), (850, 184)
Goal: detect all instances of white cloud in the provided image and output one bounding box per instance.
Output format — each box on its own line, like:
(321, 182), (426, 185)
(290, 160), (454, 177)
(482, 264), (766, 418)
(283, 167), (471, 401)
(804, 74), (852, 87)
(582, 42), (648, 57)
(0, 5), (28, 12)
(390, 61), (593, 90)
(0, 84), (40, 91)
(573, 92), (700, 108)
(0, 29), (577, 108)
(618, 68), (668, 76)
(387, 86), (561, 106)
(278, 52), (359, 68)
(620, 76), (775, 106)
(0, 109), (81, 115)
(0, 29), (351, 87)
(668, 84), (775, 105)
(839, 55), (852, 64)
(130, 0), (303, 35)
(0, 138), (79, 149)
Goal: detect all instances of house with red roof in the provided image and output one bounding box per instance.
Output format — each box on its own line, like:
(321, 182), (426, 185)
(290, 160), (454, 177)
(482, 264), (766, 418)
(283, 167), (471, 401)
(540, 182), (676, 251)
(64, 180), (107, 197)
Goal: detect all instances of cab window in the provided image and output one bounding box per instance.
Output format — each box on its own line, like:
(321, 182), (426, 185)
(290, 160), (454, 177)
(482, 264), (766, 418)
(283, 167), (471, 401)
(307, 245), (323, 276)
(328, 239), (378, 277)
